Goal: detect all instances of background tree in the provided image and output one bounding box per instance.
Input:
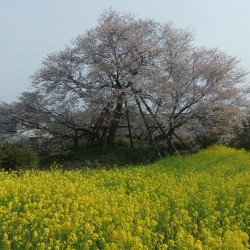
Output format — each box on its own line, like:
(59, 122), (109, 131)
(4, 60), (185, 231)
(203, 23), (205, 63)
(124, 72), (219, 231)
(4, 91), (96, 151)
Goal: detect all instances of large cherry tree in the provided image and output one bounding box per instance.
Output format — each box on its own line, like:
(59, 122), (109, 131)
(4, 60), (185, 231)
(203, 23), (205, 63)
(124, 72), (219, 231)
(8, 9), (248, 155)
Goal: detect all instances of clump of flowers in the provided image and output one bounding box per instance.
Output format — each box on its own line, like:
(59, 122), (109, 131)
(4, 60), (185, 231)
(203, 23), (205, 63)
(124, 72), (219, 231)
(0, 145), (250, 249)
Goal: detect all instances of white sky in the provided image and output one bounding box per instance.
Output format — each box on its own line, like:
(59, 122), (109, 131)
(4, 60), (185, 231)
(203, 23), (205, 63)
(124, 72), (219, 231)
(1, 0), (250, 103)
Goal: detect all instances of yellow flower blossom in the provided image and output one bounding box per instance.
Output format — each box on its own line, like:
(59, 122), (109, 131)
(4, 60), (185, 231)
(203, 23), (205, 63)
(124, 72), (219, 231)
(0, 146), (249, 249)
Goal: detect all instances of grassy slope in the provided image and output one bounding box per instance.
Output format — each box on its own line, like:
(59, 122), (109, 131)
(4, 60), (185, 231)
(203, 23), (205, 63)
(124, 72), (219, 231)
(0, 145), (250, 249)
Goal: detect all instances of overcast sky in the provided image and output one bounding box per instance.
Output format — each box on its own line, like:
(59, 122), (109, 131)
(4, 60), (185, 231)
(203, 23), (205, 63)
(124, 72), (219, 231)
(1, 0), (250, 103)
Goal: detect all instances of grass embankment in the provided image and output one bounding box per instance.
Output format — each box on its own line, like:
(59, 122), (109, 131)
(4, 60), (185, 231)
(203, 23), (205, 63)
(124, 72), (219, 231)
(39, 144), (160, 169)
(0, 145), (250, 249)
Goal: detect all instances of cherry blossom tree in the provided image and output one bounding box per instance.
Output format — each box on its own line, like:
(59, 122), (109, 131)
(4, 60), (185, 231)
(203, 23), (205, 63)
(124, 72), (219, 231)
(5, 91), (96, 151)
(10, 9), (248, 155)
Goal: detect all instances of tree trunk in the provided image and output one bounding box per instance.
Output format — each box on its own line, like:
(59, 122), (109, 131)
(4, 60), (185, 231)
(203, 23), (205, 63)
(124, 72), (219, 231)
(140, 97), (180, 155)
(134, 95), (162, 159)
(107, 94), (125, 145)
(125, 100), (133, 148)
(101, 127), (108, 149)
(87, 100), (112, 146)
(73, 130), (79, 151)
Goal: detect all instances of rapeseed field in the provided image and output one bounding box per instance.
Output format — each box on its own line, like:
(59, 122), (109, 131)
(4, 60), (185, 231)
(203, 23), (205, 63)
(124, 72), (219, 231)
(0, 145), (250, 249)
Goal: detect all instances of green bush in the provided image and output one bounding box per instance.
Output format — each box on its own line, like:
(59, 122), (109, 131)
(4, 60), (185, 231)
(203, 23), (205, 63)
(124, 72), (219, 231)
(195, 133), (221, 148)
(0, 144), (39, 170)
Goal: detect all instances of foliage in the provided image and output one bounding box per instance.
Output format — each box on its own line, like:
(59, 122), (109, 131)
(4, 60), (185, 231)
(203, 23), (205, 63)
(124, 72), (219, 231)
(39, 144), (159, 169)
(195, 133), (221, 148)
(0, 146), (250, 249)
(231, 132), (250, 150)
(0, 144), (38, 170)
(230, 116), (250, 150)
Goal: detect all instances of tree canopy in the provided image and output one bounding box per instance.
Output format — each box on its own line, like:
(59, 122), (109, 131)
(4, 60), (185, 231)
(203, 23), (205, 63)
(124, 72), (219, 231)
(3, 9), (249, 155)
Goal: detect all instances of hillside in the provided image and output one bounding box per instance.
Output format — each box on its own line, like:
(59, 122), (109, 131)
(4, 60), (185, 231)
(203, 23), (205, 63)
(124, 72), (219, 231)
(0, 145), (250, 249)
